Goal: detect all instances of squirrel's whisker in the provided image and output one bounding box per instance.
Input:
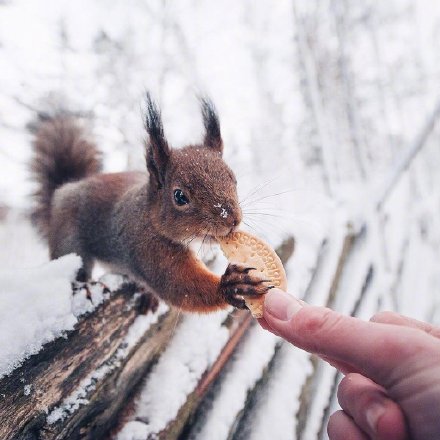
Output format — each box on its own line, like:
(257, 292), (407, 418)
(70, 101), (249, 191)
(243, 212), (286, 219)
(242, 218), (270, 238)
(243, 215), (289, 239)
(197, 233), (211, 259)
(181, 231), (198, 247)
(240, 189), (298, 209)
(242, 209), (292, 216)
(239, 176), (281, 206)
(242, 220), (261, 236)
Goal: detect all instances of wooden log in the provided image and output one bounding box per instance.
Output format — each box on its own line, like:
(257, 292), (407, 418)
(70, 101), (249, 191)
(154, 236), (296, 439)
(0, 283), (178, 440)
(296, 224), (375, 439)
(156, 310), (252, 440)
(112, 235), (296, 439)
(1, 235), (295, 440)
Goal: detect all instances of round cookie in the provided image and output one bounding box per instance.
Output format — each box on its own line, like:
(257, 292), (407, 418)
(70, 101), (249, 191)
(218, 231), (287, 318)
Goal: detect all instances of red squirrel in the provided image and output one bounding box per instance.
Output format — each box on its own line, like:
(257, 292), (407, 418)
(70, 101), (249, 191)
(31, 95), (271, 312)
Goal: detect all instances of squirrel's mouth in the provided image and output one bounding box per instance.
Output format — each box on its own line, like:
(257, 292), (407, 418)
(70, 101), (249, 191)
(183, 225), (240, 250)
(188, 219), (241, 243)
(210, 224), (240, 240)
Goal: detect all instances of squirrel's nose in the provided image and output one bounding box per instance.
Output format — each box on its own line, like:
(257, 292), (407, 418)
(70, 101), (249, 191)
(216, 203), (242, 230)
(230, 207), (242, 229)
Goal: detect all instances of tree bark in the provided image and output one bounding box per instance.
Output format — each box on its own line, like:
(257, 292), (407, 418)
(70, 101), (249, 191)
(0, 284), (178, 440)
(1, 236), (295, 440)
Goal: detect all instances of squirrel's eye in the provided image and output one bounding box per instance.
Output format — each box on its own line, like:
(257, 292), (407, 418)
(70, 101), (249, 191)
(174, 189), (189, 206)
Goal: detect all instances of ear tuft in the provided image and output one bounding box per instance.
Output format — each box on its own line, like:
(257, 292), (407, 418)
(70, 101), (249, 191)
(144, 92), (170, 188)
(200, 97), (223, 155)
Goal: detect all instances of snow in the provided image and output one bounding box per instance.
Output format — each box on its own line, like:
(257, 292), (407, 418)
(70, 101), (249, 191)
(117, 421), (150, 440)
(0, 254), (82, 379)
(190, 325), (279, 440)
(47, 363), (112, 425)
(244, 344), (313, 440)
(116, 310), (230, 439)
(116, 302), (169, 358)
(47, 301), (169, 425)
(70, 281), (110, 316)
(0, 212), (48, 271)
(213, 203), (229, 219)
(23, 384), (32, 396)
(0, 236), (133, 382)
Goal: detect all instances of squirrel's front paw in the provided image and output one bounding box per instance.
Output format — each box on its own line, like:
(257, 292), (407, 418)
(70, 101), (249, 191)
(219, 263), (272, 309)
(136, 291), (159, 314)
(124, 282), (160, 314)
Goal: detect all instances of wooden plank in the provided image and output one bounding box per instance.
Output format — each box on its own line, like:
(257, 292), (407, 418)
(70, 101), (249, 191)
(296, 224), (365, 440)
(0, 283), (177, 440)
(112, 236), (296, 440)
(156, 311), (252, 440)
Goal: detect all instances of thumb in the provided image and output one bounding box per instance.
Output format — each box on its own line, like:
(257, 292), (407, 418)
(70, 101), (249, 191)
(263, 289), (436, 390)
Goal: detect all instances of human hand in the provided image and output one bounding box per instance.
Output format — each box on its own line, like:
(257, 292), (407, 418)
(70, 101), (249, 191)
(260, 288), (440, 440)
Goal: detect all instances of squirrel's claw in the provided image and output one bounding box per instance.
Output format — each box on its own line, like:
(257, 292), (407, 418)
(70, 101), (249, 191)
(222, 264), (268, 286)
(220, 263), (271, 309)
(225, 295), (247, 309)
(136, 291), (159, 314)
(224, 264), (255, 276)
(243, 267), (257, 274)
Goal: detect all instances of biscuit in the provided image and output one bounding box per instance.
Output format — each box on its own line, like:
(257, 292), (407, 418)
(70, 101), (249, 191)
(218, 231), (287, 318)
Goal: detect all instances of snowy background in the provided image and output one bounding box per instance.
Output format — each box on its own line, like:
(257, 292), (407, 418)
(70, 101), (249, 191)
(1, 0), (440, 439)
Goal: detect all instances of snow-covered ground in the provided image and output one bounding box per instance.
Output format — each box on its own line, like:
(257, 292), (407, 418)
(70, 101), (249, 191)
(0, 253), (81, 378)
(1, 0), (440, 439)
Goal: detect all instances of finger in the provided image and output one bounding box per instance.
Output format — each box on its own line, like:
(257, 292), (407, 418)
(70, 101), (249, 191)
(258, 317), (271, 331)
(320, 354), (361, 375)
(260, 310), (362, 374)
(263, 289), (439, 390)
(262, 292), (359, 374)
(259, 317), (359, 373)
(371, 311), (440, 340)
(257, 317), (281, 336)
(327, 410), (368, 440)
(338, 373), (408, 440)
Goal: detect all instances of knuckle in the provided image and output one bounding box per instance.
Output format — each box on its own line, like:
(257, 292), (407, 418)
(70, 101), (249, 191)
(381, 332), (422, 362)
(337, 374), (356, 402)
(296, 307), (344, 339)
(288, 307), (351, 354)
(426, 326), (440, 339)
(327, 411), (344, 439)
(338, 374), (383, 416)
(370, 310), (400, 324)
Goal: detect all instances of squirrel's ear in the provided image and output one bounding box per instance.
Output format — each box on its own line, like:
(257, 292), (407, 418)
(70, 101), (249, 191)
(200, 97), (223, 155)
(144, 93), (170, 189)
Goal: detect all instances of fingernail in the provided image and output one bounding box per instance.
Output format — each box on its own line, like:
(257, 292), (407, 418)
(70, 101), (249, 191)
(366, 401), (386, 433)
(265, 288), (302, 321)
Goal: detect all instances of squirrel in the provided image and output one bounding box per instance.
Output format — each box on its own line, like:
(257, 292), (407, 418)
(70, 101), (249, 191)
(31, 95), (271, 313)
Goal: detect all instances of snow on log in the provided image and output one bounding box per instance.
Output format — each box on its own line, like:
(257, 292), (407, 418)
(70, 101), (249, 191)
(113, 236), (296, 440)
(0, 276), (176, 440)
(0, 236), (295, 440)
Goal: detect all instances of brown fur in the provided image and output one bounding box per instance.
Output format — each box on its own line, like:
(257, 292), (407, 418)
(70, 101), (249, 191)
(31, 95), (270, 313)
(31, 117), (101, 239)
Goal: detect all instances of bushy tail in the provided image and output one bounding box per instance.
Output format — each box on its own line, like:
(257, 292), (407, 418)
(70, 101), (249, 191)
(31, 116), (102, 238)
